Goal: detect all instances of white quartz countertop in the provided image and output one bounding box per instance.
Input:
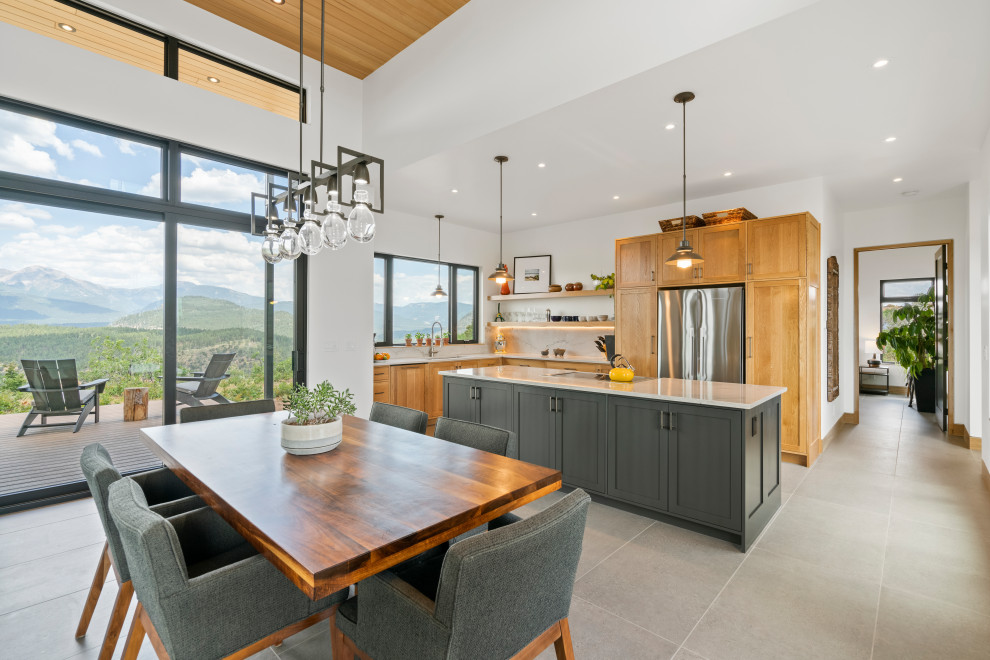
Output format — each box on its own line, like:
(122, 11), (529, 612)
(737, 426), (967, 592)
(440, 366), (786, 410)
(373, 353), (610, 367)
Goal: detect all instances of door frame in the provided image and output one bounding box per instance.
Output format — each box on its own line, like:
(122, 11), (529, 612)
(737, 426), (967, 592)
(852, 240), (957, 435)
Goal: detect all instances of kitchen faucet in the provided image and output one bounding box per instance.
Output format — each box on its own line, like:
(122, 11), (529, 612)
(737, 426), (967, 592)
(429, 321), (442, 357)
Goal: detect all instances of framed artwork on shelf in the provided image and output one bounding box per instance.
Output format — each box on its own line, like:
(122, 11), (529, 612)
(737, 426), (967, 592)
(513, 255), (552, 294)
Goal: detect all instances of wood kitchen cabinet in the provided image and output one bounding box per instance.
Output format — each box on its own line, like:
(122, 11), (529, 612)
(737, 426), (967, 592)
(373, 365), (390, 403)
(697, 224), (747, 283)
(615, 287), (657, 377)
(746, 213), (819, 283)
(425, 361), (460, 418)
(657, 230), (698, 286)
(616, 235), (657, 288)
(390, 364), (426, 411)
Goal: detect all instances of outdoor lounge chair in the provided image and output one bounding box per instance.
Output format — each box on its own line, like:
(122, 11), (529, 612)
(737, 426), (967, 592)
(17, 359), (108, 437)
(173, 352), (234, 407)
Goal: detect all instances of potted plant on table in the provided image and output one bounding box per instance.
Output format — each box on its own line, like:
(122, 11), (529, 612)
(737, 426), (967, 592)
(875, 287), (937, 412)
(404, 333), (413, 347)
(280, 381), (356, 455)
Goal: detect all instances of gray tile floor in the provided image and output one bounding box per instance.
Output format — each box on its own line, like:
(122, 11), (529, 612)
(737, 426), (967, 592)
(2, 394), (988, 659)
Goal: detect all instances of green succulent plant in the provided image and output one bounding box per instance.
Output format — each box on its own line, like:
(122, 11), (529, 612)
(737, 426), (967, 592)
(284, 380), (356, 426)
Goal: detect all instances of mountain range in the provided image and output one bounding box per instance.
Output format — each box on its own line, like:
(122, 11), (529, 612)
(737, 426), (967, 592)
(0, 266), (293, 326)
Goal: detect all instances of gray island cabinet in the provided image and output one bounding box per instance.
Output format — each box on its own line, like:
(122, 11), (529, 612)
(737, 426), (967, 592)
(442, 367), (785, 550)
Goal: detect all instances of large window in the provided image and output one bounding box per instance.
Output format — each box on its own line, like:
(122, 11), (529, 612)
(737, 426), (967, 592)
(374, 254), (478, 346)
(879, 277), (933, 362)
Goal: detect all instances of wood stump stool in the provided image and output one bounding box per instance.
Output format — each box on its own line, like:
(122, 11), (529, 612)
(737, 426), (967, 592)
(123, 387), (148, 422)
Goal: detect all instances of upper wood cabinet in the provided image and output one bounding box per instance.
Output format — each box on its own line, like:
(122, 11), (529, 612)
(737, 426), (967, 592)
(657, 230), (698, 286)
(697, 224), (747, 283)
(615, 287), (657, 377)
(616, 235), (657, 288)
(747, 213), (819, 281)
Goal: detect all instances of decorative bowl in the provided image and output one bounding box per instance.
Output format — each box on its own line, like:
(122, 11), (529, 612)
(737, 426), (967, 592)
(573, 282), (583, 290)
(564, 283), (575, 291)
(548, 284), (563, 292)
(551, 315), (562, 322)
(597, 314), (609, 321)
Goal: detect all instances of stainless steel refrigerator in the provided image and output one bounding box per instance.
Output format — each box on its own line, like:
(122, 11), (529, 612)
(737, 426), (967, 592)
(657, 286), (745, 383)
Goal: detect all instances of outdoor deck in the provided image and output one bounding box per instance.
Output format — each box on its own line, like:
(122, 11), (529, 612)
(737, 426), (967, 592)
(0, 400), (165, 501)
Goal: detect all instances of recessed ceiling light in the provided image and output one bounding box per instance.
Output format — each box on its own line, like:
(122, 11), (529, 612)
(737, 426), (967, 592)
(531, 212), (537, 216)
(537, 163), (546, 168)
(612, 195), (620, 200)
(207, 76), (220, 83)
(451, 189), (458, 193)
(873, 59), (889, 68)
(892, 177), (903, 182)
(665, 123), (675, 130)
(271, 0), (285, 4)
(57, 23), (76, 32)
(885, 136), (896, 143)
(723, 171), (732, 177)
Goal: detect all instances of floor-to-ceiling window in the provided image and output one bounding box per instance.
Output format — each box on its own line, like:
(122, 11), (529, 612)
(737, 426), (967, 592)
(0, 97), (303, 509)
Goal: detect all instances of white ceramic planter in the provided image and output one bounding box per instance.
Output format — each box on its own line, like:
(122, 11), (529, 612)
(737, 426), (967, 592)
(280, 416), (343, 455)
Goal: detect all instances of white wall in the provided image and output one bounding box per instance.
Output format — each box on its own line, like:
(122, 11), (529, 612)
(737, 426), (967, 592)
(857, 246), (940, 387)
(842, 187), (970, 432)
(502, 176), (850, 437)
(969, 127), (990, 472)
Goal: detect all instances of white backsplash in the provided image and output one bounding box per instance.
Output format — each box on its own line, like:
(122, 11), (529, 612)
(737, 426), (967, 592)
(493, 326), (611, 359)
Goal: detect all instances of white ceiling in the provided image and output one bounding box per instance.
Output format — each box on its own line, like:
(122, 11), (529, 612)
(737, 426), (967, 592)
(384, 0), (990, 232)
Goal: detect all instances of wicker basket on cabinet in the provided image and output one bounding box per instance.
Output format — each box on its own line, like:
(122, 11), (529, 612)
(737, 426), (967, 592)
(701, 208), (757, 225)
(658, 215), (704, 232)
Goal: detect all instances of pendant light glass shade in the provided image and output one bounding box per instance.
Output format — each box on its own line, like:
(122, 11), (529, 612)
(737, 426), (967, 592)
(261, 231), (282, 264)
(353, 161), (370, 185)
(279, 226), (302, 260)
(488, 155), (513, 283)
(664, 91), (704, 270)
(347, 189), (375, 242)
(322, 201), (348, 250)
(298, 200), (323, 255)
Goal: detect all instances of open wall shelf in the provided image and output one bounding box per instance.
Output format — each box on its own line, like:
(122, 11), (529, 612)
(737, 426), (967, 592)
(487, 289), (614, 301)
(487, 321), (614, 328)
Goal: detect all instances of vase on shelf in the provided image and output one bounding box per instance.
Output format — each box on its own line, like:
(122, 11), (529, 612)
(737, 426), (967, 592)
(500, 281), (511, 295)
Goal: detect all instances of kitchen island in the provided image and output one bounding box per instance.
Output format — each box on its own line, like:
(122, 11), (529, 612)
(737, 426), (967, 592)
(441, 366), (786, 550)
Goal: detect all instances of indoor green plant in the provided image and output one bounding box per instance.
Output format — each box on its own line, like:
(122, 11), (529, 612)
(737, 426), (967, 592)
(875, 287), (937, 411)
(590, 272), (615, 290)
(442, 331), (450, 346)
(404, 333), (413, 346)
(280, 380), (356, 454)
(415, 331), (425, 346)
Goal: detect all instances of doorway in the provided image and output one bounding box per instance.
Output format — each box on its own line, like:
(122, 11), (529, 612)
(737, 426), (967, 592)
(853, 240), (954, 434)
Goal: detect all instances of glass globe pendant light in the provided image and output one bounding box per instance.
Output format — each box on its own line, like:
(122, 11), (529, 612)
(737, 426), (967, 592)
(347, 188), (376, 242)
(279, 218), (302, 260)
(664, 91), (704, 270)
(322, 199), (348, 250)
(486, 155), (514, 291)
(261, 225), (282, 264)
(278, 0), (305, 263)
(431, 214), (448, 298)
(298, 196), (324, 256)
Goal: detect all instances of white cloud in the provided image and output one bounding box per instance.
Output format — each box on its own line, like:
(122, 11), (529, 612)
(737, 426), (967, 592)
(115, 138), (136, 155)
(0, 109), (74, 177)
(71, 139), (102, 157)
(0, 202), (52, 230)
(140, 172), (162, 197)
(181, 167), (264, 205)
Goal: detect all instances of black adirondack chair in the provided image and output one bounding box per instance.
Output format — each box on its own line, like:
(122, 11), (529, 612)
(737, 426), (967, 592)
(173, 353), (235, 407)
(18, 359), (108, 437)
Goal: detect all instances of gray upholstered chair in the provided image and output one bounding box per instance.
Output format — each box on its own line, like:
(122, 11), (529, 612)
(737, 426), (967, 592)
(434, 417), (521, 537)
(108, 477), (349, 660)
(179, 398), (275, 423)
(334, 489), (590, 660)
(434, 416), (518, 459)
(78, 444), (202, 659)
(369, 401), (428, 434)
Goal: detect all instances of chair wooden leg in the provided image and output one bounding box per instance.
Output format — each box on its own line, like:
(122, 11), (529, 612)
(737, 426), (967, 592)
(139, 605), (170, 659)
(120, 603), (147, 660)
(553, 618), (575, 660)
(75, 543), (111, 638)
(97, 580), (133, 660)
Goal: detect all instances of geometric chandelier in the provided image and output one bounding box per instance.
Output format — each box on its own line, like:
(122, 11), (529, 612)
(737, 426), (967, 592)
(251, 0), (384, 264)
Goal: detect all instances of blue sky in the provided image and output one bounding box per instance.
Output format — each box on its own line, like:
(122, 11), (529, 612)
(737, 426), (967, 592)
(0, 107), (293, 302)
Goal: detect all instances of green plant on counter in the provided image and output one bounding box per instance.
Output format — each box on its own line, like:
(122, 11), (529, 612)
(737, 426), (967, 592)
(415, 332), (425, 340)
(405, 333), (413, 340)
(284, 380), (356, 426)
(875, 287), (936, 379)
(591, 272), (615, 290)
(443, 331), (450, 339)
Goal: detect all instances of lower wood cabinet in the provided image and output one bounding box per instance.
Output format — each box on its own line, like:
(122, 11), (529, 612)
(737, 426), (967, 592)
(390, 364), (426, 411)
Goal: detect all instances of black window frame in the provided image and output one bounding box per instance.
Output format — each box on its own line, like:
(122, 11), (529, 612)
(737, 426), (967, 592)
(0, 94), (307, 416)
(879, 277), (934, 363)
(374, 253), (480, 347)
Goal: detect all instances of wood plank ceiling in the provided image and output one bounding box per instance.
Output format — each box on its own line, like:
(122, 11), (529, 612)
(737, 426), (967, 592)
(182, 0), (470, 79)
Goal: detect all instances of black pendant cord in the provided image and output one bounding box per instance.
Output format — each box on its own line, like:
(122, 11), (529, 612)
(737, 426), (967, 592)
(319, 0), (325, 166)
(437, 215), (442, 285)
(296, 0), (304, 219)
(499, 159), (504, 266)
(681, 97), (687, 245)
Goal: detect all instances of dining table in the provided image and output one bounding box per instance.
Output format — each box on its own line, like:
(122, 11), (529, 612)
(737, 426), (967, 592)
(140, 412), (561, 600)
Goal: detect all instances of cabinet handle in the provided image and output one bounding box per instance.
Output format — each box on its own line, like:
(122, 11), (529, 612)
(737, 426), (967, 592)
(669, 412), (676, 430)
(651, 269), (655, 282)
(747, 337), (752, 358)
(747, 263), (753, 275)
(470, 386), (475, 400)
(699, 265), (703, 278)
(549, 396), (554, 413)
(752, 415), (759, 436)
(660, 411), (669, 430)
(651, 336), (656, 354)
(476, 387), (481, 401)
(556, 398), (562, 413)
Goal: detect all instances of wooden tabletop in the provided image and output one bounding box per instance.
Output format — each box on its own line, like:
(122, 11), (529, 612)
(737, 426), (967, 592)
(140, 413), (561, 599)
